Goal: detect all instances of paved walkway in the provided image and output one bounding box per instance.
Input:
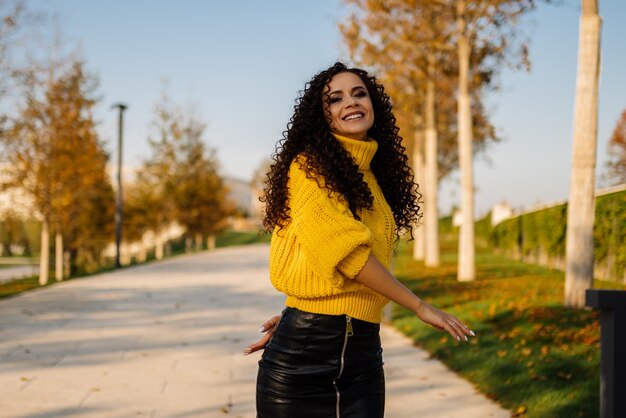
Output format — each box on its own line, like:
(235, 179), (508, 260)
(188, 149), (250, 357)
(0, 244), (509, 418)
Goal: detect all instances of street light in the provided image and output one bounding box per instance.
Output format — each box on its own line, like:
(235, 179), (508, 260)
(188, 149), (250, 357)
(111, 103), (127, 268)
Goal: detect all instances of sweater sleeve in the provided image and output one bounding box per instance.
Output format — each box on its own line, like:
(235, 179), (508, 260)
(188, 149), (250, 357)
(287, 157), (372, 288)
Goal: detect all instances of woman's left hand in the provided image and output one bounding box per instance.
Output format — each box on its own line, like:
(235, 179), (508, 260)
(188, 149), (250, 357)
(243, 314), (282, 355)
(415, 300), (475, 342)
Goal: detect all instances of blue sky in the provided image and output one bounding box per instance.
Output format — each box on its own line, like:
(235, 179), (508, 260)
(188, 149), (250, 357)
(30, 0), (626, 217)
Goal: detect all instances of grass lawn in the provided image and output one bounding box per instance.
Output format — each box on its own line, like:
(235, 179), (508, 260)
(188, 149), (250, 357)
(0, 264), (20, 269)
(393, 236), (624, 418)
(216, 229), (271, 247)
(0, 275), (48, 299)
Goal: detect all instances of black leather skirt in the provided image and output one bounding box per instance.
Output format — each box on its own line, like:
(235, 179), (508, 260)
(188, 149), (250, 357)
(256, 307), (385, 418)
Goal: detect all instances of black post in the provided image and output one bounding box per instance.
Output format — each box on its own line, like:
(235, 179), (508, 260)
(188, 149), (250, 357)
(586, 289), (626, 418)
(111, 103), (127, 268)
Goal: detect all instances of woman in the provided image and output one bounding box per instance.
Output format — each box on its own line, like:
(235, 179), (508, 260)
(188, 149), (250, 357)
(245, 62), (475, 417)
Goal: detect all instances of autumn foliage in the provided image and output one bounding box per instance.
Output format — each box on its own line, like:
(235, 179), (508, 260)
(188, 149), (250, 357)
(606, 110), (626, 184)
(1, 60), (114, 274)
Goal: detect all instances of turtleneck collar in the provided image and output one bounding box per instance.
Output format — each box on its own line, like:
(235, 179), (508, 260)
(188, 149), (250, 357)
(333, 133), (378, 171)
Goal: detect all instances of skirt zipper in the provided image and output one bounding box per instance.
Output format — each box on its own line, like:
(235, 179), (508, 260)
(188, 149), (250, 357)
(333, 316), (353, 418)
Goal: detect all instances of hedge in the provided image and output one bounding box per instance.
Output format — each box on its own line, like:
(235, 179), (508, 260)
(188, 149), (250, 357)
(482, 189), (626, 283)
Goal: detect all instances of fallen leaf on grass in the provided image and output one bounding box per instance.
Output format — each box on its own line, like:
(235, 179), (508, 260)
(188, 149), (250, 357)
(512, 405), (528, 416)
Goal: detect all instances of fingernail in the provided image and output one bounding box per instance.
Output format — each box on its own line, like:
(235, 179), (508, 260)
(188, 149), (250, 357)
(258, 326), (265, 333)
(464, 336), (468, 341)
(469, 330), (476, 336)
(456, 336), (460, 342)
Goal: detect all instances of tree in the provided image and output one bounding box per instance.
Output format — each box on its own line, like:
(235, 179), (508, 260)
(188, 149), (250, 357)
(605, 110), (626, 185)
(141, 91), (232, 256)
(1, 59), (114, 282)
(0, 210), (25, 256)
(123, 171), (170, 260)
(171, 113), (232, 251)
(447, 0), (542, 281)
(340, 0), (539, 278)
(141, 92), (179, 259)
(564, 0), (601, 308)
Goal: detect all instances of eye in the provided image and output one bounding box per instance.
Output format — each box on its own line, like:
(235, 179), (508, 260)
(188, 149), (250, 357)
(354, 90), (368, 98)
(329, 96), (341, 104)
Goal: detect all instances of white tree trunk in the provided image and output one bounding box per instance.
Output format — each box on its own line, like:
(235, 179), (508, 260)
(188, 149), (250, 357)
(121, 242), (132, 266)
(456, 7), (476, 281)
(63, 251), (70, 278)
(39, 219), (49, 285)
(55, 230), (63, 281)
(424, 51), (440, 267)
(155, 233), (164, 260)
(412, 127), (426, 261)
(564, 2), (601, 308)
(137, 244), (147, 263)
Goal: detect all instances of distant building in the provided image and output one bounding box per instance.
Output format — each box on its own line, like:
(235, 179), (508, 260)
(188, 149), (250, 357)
(0, 163), (37, 220)
(491, 202), (514, 226)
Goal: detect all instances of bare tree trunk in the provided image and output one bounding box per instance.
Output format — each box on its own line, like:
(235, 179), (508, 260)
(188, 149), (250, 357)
(185, 236), (192, 253)
(208, 234), (216, 251)
(412, 125), (425, 261)
(55, 230), (63, 281)
(39, 219), (49, 285)
(63, 251), (70, 278)
(155, 233), (164, 260)
(195, 233), (203, 251)
(564, 0), (601, 308)
(137, 244), (147, 263)
(121, 242), (132, 266)
(424, 51), (440, 267)
(456, 2), (476, 281)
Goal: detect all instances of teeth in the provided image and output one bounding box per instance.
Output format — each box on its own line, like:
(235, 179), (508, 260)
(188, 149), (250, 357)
(344, 114), (363, 121)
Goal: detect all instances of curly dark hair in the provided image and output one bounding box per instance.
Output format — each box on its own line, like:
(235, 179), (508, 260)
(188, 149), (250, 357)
(261, 62), (421, 238)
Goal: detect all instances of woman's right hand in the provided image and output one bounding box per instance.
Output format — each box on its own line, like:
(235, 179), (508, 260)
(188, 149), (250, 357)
(243, 314), (282, 355)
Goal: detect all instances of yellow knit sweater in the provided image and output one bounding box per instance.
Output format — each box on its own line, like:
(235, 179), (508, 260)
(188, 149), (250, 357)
(269, 134), (396, 323)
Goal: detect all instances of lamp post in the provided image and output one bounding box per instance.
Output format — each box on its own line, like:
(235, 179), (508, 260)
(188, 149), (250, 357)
(111, 103), (127, 268)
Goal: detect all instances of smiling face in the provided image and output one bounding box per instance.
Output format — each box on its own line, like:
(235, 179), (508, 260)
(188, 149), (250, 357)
(325, 71), (375, 141)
